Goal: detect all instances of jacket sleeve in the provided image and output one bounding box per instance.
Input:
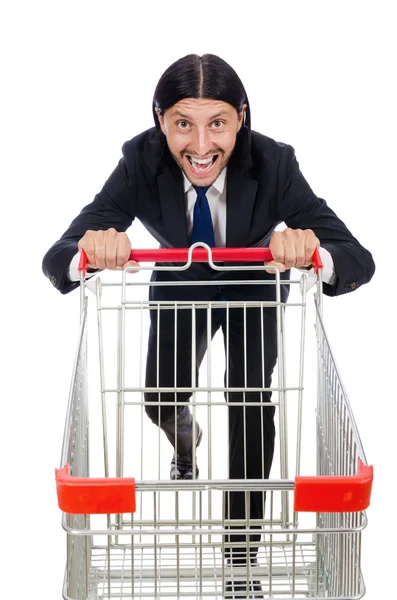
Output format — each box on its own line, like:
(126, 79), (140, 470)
(276, 144), (375, 296)
(42, 150), (137, 294)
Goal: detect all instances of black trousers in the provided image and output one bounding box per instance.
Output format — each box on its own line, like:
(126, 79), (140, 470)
(145, 283), (278, 562)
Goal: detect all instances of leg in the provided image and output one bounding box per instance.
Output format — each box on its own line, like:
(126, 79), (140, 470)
(145, 294), (223, 477)
(223, 304), (278, 564)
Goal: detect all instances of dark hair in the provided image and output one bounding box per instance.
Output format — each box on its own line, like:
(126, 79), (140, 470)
(152, 54), (251, 168)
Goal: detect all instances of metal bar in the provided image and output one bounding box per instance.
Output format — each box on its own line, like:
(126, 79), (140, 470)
(60, 265), (370, 600)
(60, 299), (88, 468)
(106, 387), (296, 394)
(207, 302), (212, 545)
(101, 278), (303, 286)
(96, 280), (110, 527)
(243, 302), (247, 480)
(295, 274), (307, 479)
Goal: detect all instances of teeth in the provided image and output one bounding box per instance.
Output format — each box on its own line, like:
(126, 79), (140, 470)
(190, 156), (215, 165)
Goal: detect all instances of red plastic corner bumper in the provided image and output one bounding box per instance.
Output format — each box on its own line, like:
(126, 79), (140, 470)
(55, 464), (136, 515)
(294, 459), (373, 512)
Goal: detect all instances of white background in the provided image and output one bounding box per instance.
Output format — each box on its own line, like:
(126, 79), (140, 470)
(1, 1), (396, 598)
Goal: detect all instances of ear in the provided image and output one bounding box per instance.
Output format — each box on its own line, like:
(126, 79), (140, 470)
(237, 103), (248, 132)
(155, 107), (166, 136)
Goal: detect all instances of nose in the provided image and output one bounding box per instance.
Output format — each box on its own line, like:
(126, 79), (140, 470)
(192, 125), (213, 156)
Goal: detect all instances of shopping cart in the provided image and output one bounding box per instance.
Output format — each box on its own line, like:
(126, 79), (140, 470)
(55, 245), (373, 600)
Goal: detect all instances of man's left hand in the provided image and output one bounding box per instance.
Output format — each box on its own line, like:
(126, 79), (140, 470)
(265, 228), (320, 273)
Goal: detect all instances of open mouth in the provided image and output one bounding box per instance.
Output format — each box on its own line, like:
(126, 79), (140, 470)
(186, 154), (219, 172)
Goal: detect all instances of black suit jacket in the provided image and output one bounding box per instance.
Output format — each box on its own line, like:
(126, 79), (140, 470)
(42, 128), (375, 299)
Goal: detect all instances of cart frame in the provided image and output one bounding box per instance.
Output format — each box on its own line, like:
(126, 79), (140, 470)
(56, 245), (373, 599)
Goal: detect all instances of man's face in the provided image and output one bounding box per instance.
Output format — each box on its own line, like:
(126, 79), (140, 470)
(157, 98), (246, 186)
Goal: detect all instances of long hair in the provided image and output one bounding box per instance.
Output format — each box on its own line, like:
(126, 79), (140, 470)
(152, 54), (251, 169)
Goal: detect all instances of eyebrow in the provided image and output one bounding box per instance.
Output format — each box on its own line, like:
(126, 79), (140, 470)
(170, 110), (229, 121)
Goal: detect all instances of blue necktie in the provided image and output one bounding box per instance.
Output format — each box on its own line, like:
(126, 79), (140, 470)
(191, 186), (216, 247)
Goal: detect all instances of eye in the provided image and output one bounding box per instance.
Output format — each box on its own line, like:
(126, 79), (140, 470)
(177, 120), (190, 130)
(212, 120), (224, 129)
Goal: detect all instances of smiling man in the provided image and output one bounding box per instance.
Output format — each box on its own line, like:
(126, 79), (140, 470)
(43, 54), (374, 598)
(156, 97), (244, 184)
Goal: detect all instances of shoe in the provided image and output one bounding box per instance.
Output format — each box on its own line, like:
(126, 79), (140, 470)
(225, 579), (263, 599)
(225, 558), (262, 598)
(170, 424), (202, 480)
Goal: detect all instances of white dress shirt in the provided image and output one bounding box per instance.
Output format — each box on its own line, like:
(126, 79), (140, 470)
(183, 168), (228, 246)
(183, 169), (336, 285)
(69, 167), (336, 285)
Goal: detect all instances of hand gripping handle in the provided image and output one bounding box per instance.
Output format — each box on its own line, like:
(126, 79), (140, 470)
(78, 246), (324, 274)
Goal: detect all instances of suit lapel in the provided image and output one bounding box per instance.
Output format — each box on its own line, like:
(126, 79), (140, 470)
(158, 171), (189, 247)
(226, 168), (258, 247)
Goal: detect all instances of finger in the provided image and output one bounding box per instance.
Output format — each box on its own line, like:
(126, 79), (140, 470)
(116, 234), (132, 267)
(122, 260), (140, 273)
(269, 232), (285, 264)
(104, 242), (116, 270)
(94, 234), (107, 270)
(78, 232), (97, 268)
(294, 230), (307, 269)
(264, 260), (287, 274)
(283, 229), (297, 269)
(303, 231), (320, 267)
(105, 228), (123, 270)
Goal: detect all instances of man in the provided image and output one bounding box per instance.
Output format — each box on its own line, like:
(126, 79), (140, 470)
(43, 54), (374, 597)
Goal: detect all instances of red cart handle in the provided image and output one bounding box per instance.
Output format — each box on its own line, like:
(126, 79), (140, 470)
(78, 247), (324, 274)
(56, 460), (372, 515)
(56, 464), (136, 515)
(294, 459), (373, 512)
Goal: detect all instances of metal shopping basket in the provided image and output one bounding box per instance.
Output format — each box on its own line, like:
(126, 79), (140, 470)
(55, 245), (373, 599)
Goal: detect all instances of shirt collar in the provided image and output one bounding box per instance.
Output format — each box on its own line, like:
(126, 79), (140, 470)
(183, 167), (227, 195)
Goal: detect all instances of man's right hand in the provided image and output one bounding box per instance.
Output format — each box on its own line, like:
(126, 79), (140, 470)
(77, 228), (139, 271)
